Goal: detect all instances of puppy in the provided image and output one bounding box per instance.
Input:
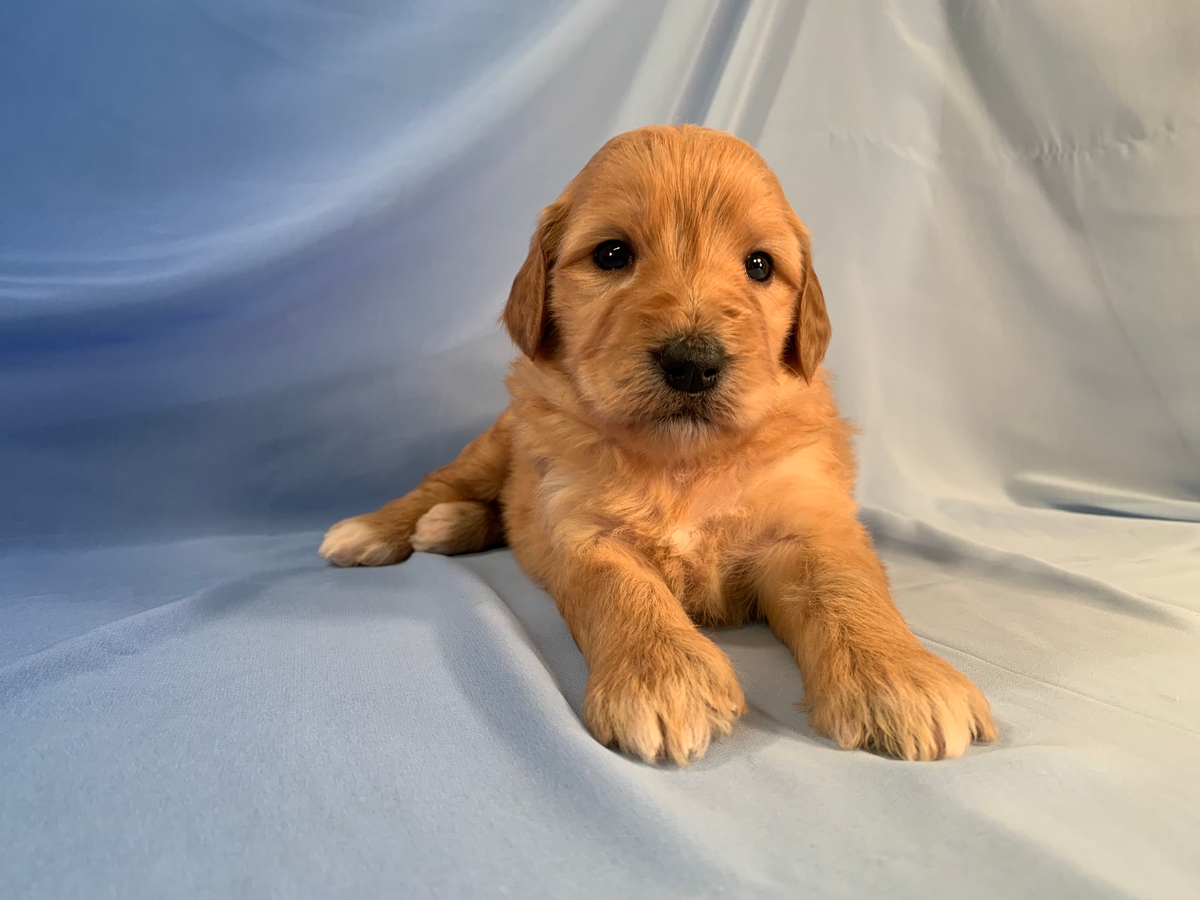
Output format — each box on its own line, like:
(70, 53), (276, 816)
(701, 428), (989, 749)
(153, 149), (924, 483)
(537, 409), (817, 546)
(320, 125), (997, 764)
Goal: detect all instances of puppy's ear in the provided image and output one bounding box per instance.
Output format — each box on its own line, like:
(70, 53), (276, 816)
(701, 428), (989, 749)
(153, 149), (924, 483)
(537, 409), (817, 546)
(785, 223), (831, 382)
(503, 196), (571, 359)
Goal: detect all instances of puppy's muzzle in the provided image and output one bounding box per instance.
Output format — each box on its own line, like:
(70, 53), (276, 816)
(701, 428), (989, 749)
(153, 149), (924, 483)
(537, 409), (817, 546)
(656, 335), (726, 395)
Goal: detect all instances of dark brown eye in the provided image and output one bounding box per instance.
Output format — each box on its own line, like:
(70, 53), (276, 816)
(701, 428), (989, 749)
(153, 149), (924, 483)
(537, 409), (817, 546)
(594, 240), (633, 270)
(745, 251), (772, 282)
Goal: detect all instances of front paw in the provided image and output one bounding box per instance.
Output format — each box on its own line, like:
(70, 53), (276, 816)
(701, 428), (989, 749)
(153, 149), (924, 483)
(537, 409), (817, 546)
(807, 648), (997, 761)
(583, 632), (746, 766)
(319, 516), (410, 567)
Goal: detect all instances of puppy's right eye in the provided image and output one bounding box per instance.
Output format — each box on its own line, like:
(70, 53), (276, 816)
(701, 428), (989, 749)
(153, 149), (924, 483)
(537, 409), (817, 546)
(744, 251), (773, 282)
(593, 240), (633, 271)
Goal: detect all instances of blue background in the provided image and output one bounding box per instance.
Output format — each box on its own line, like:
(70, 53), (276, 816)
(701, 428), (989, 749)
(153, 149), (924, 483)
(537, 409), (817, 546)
(3, 2), (1198, 896)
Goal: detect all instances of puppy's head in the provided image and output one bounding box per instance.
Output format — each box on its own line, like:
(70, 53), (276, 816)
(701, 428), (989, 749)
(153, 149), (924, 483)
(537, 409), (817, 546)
(504, 125), (829, 451)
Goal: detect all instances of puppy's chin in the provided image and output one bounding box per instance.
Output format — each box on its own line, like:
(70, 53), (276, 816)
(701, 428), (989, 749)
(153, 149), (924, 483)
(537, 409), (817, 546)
(651, 414), (727, 452)
(606, 392), (748, 461)
(573, 367), (764, 461)
(649, 395), (726, 431)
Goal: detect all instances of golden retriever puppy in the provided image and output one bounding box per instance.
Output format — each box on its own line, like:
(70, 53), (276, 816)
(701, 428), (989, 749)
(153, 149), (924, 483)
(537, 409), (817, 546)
(320, 125), (997, 764)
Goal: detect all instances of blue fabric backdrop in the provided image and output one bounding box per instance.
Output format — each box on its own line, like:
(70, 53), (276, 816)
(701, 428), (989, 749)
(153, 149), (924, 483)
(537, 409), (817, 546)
(3, 1), (1198, 897)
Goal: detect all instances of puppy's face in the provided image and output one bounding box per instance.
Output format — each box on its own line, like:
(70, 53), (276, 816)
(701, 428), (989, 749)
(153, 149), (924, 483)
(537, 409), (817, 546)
(505, 126), (829, 452)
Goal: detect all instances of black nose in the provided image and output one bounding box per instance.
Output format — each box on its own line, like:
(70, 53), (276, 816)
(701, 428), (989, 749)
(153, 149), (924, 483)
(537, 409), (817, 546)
(656, 336), (726, 394)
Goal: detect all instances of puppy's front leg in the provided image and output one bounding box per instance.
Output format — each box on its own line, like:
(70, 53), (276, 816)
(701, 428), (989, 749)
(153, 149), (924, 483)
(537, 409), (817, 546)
(758, 516), (997, 760)
(552, 535), (746, 765)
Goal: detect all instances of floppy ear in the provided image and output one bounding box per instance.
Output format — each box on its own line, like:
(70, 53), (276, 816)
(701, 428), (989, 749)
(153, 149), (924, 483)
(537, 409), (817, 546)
(503, 196), (571, 359)
(784, 224), (831, 382)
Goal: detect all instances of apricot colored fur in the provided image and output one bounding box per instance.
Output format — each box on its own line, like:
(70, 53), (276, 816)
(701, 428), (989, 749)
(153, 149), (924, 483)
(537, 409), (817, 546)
(320, 125), (997, 764)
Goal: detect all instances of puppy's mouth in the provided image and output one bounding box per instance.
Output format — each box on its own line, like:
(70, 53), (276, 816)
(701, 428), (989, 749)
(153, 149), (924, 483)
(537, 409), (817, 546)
(641, 388), (737, 434)
(577, 342), (741, 443)
(654, 396), (719, 426)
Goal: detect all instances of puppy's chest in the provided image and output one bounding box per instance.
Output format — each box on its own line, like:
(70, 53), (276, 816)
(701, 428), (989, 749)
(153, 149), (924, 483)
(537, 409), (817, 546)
(607, 477), (756, 618)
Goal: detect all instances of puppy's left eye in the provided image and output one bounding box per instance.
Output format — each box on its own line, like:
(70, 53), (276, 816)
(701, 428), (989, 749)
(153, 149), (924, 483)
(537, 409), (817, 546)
(745, 251), (773, 282)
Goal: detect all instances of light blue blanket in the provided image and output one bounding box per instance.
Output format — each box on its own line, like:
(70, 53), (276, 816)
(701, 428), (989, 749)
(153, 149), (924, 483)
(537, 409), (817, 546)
(3, 2), (1198, 896)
